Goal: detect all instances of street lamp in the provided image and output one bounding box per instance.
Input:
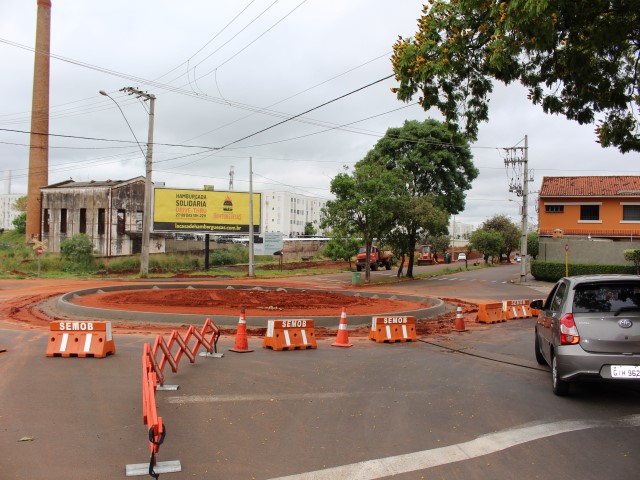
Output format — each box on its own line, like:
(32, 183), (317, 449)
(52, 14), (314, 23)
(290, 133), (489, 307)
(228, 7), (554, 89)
(100, 88), (155, 277)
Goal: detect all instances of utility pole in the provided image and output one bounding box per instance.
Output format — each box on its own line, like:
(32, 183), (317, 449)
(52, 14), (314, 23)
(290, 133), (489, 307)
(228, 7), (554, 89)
(248, 157), (255, 277)
(504, 135), (530, 283)
(121, 87), (155, 277)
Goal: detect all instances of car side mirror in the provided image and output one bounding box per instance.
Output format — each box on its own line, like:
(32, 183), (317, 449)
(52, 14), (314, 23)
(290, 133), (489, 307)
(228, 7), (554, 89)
(530, 299), (544, 310)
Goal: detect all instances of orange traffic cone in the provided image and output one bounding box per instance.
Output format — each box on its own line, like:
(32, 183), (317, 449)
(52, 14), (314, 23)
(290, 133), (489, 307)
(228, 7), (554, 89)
(454, 306), (468, 332)
(331, 307), (353, 347)
(229, 308), (254, 353)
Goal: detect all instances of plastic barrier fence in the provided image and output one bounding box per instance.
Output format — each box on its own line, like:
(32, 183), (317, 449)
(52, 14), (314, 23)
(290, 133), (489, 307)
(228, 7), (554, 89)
(369, 316), (417, 343)
(46, 321), (115, 358)
(263, 319), (317, 351)
(127, 319), (221, 478)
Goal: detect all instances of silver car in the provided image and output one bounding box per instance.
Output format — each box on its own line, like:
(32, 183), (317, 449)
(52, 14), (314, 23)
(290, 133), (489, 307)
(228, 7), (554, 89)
(531, 275), (640, 396)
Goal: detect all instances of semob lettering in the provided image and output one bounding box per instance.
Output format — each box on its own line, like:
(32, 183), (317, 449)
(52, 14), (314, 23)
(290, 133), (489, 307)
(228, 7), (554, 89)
(383, 317), (408, 324)
(59, 322), (94, 331)
(281, 320), (307, 328)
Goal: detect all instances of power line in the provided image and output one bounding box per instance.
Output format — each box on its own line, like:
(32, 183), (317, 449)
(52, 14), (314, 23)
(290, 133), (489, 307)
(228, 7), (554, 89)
(218, 74), (395, 149)
(0, 127), (218, 150)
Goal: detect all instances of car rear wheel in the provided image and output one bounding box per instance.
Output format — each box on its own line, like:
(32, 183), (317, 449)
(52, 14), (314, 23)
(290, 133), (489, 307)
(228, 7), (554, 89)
(552, 354), (570, 396)
(534, 332), (546, 365)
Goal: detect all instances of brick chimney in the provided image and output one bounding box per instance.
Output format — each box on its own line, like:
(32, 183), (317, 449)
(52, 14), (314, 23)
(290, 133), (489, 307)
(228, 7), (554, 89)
(26, 0), (51, 242)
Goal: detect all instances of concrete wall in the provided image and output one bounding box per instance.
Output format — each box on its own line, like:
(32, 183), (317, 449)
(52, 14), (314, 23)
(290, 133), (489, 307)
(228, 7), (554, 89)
(538, 237), (640, 265)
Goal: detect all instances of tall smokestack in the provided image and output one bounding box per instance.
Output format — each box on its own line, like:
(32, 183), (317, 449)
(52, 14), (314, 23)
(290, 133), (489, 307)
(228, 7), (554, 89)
(26, 0), (51, 242)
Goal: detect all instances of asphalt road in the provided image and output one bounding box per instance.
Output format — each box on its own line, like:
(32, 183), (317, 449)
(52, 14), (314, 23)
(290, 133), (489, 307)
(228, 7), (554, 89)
(1, 267), (639, 480)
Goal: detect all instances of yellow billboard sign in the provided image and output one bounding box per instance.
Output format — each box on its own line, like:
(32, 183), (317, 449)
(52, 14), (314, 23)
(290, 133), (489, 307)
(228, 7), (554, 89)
(153, 188), (261, 233)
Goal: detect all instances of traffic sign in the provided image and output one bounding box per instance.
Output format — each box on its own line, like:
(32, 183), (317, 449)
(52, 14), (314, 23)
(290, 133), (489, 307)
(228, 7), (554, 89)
(37, 247), (43, 255)
(32, 239), (48, 252)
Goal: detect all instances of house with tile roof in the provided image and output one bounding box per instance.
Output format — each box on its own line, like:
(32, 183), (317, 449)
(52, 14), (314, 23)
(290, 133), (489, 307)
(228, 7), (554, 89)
(538, 176), (640, 240)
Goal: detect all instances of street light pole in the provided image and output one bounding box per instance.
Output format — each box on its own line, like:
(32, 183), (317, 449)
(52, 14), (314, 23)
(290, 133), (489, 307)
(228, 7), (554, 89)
(248, 156), (255, 278)
(99, 88), (155, 277)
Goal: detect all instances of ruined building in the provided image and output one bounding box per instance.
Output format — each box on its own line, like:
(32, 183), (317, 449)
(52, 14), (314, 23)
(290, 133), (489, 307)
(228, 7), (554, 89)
(40, 177), (165, 256)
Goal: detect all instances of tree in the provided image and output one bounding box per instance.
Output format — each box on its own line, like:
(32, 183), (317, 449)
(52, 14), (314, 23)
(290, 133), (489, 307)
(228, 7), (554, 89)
(469, 228), (504, 263)
(13, 196), (27, 212)
(385, 227), (414, 277)
(12, 213), (26, 234)
(304, 222), (317, 237)
(528, 231), (539, 260)
(423, 233), (451, 263)
(321, 163), (404, 282)
(391, 1), (640, 153)
(323, 233), (360, 271)
(482, 215), (520, 261)
(360, 119), (478, 277)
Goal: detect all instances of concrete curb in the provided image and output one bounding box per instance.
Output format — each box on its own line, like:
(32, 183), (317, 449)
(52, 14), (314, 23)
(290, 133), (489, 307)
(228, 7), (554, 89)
(56, 284), (447, 328)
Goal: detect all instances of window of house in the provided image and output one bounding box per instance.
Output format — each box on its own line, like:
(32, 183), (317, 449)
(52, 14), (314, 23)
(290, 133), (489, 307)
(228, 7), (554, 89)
(545, 204), (564, 213)
(43, 208), (50, 233)
(117, 209), (126, 235)
(623, 205), (640, 221)
(580, 205), (600, 221)
(79, 208), (87, 234)
(136, 211), (143, 232)
(97, 208), (105, 235)
(60, 209), (67, 234)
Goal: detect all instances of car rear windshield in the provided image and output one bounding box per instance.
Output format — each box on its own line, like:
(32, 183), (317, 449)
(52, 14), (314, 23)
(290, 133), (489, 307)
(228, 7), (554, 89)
(572, 282), (640, 314)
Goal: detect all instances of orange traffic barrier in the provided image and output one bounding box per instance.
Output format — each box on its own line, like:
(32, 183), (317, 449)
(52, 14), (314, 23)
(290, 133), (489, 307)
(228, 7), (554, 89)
(502, 299), (530, 320)
(229, 309), (254, 353)
(332, 307), (352, 348)
(454, 307), (468, 332)
(263, 319), (317, 351)
(475, 302), (505, 324)
(46, 321), (115, 358)
(369, 316), (417, 343)
(530, 302), (541, 317)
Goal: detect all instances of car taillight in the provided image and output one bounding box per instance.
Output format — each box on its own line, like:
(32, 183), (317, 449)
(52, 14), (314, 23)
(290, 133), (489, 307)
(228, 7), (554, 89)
(560, 313), (580, 345)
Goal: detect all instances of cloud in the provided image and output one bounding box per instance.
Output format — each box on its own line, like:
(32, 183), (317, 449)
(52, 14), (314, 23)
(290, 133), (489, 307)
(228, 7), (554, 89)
(1, 0), (636, 230)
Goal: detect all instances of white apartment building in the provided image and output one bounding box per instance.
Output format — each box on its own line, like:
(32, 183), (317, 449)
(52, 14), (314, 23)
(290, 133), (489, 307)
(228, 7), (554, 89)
(0, 171), (23, 230)
(260, 191), (328, 237)
(449, 218), (475, 247)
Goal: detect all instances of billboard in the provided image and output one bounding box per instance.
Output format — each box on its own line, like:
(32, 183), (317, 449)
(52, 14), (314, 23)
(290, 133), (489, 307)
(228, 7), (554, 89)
(153, 188), (261, 234)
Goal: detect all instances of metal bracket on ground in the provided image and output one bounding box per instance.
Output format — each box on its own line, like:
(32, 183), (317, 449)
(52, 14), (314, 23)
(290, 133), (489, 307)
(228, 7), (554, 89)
(125, 460), (182, 477)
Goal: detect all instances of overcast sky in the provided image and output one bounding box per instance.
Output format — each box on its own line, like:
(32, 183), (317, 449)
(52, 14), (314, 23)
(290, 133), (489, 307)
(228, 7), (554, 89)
(1, 0), (638, 227)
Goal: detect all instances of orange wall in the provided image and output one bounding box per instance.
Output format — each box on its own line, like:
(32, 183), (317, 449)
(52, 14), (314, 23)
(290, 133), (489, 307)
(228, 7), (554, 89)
(539, 197), (640, 236)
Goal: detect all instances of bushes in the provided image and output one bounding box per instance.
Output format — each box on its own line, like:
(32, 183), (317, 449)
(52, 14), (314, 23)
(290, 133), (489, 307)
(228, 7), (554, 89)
(60, 234), (96, 272)
(531, 260), (636, 282)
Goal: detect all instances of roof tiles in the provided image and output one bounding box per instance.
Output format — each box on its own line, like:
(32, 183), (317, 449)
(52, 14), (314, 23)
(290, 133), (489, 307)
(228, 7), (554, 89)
(539, 176), (640, 197)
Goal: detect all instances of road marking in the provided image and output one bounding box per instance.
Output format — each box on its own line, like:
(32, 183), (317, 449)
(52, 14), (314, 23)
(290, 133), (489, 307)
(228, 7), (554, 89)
(165, 392), (352, 404)
(267, 414), (640, 480)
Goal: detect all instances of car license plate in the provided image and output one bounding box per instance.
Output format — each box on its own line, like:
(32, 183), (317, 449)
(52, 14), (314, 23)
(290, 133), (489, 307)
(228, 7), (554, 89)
(610, 365), (640, 379)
